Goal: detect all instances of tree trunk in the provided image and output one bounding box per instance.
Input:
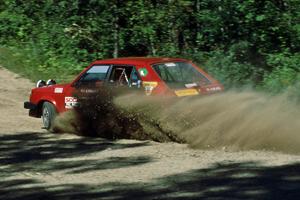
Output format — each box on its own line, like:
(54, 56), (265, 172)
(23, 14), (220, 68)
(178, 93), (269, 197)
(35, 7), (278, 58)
(113, 0), (120, 58)
(113, 18), (119, 58)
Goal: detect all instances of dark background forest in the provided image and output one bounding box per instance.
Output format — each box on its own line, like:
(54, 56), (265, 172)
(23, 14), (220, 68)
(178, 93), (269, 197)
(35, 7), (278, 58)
(0, 0), (299, 93)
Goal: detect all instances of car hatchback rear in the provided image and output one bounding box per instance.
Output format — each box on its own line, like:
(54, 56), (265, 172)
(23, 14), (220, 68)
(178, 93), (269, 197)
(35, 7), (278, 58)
(149, 60), (223, 97)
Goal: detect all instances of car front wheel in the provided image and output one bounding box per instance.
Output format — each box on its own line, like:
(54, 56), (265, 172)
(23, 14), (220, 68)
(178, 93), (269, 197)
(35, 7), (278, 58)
(42, 102), (57, 132)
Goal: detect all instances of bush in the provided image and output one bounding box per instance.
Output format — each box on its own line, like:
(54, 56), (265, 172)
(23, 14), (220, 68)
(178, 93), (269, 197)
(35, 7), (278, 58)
(203, 42), (263, 88)
(262, 53), (300, 93)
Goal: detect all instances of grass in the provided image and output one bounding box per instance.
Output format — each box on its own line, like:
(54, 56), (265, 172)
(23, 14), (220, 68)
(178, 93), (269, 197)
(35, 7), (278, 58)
(0, 46), (82, 83)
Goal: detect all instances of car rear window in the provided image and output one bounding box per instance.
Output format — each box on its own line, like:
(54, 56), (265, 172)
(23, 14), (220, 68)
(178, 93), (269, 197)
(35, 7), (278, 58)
(152, 62), (210, 89)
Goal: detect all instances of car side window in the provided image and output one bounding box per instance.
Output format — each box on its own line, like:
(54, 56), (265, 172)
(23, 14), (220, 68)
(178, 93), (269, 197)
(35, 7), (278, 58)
(109, 66), (141, 88)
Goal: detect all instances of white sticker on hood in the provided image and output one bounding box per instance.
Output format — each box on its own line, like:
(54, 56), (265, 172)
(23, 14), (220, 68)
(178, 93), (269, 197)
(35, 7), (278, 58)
(54, 88), (63, 93)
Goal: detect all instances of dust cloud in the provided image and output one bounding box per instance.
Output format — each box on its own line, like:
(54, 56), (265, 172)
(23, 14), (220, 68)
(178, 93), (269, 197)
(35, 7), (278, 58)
(114, 90), (300, 154)
(54, 87), (181, 142)
(54, 88), (300, 154)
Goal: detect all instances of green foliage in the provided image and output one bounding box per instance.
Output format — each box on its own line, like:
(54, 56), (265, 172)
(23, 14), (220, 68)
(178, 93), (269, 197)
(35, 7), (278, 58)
(0, 46), (80, 83)
(204, 42), (263, 87)
(262, 53), (300, 93)
(0, 0), (299, 93)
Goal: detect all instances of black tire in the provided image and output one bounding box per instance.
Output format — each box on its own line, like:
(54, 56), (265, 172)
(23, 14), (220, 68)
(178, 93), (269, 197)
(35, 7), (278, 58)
(42, 102), (57, 132)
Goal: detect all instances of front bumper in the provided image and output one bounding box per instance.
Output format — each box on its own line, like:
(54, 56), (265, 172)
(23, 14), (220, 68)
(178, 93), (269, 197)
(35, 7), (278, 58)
(24, 102), (37, 110)
(24, 102), (39, 117)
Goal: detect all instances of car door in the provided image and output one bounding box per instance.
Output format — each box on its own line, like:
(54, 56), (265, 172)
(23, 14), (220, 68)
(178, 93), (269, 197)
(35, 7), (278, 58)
(56, 65), (112, 111)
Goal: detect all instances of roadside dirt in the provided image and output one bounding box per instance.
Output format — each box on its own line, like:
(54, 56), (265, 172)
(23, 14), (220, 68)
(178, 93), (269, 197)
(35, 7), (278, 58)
(0, 66), (300, 199)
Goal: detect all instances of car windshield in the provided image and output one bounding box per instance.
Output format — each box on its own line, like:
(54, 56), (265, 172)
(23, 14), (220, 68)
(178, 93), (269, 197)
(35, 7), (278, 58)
(77, 65), (109, 83)
(152, 62), (211, 89)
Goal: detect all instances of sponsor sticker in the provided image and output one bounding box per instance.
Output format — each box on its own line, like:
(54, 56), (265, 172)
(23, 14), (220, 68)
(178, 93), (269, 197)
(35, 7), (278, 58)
(65, 97), (78, 109)
(165, 62), (176, 67)
(142, 81), (158, 88)
(139, 68), (148, 77)
(185, 83), (197, 88)
(142, 81), (158, 96)
(174, 89), (199, 97)
(54, 88), (63, 93)
(206, 86), (222, 92)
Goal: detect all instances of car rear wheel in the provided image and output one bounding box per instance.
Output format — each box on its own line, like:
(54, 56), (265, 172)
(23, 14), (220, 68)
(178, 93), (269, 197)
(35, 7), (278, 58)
(42, 102), (57, 132)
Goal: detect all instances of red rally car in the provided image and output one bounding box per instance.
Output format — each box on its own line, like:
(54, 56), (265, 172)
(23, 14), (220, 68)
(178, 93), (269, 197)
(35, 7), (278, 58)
(24, 57), (223, 131)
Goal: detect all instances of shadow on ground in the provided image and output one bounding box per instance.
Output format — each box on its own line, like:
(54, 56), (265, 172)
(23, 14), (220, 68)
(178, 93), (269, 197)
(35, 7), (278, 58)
(1, 162), (299, 200)
(1, 132), (300, 199)
(0, 132), (152, 176)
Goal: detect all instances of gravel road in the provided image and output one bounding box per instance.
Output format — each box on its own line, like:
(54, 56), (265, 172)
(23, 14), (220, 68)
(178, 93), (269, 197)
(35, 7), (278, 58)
(0, 66), (299, 200)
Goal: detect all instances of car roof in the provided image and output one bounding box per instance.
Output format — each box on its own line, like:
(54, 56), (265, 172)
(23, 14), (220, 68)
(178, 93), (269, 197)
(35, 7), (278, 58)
(92, 57), (188, 66)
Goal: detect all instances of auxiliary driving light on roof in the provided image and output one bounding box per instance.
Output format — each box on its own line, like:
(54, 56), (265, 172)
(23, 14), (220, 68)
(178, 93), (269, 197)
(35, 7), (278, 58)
(36, 80), (46, 88)
(46, 79), (56, 86)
